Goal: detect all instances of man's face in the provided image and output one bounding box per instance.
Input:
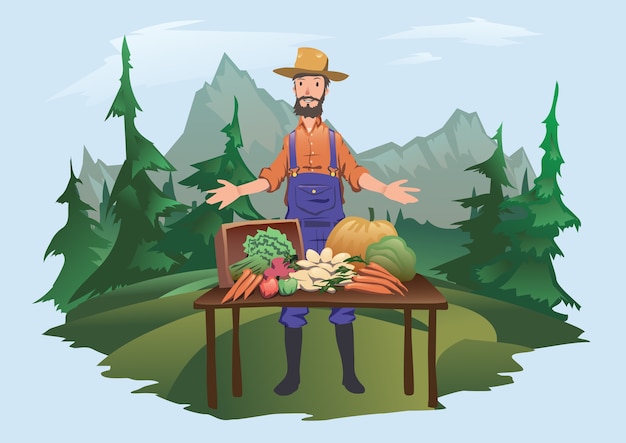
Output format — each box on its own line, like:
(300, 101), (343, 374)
(293, 75), (329, 118)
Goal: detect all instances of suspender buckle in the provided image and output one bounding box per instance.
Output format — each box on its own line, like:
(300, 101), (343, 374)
(328, 166), (338, 177)
(289, 167), (300, 177)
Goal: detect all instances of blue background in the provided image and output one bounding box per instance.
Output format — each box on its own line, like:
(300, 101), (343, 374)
(2, 1), (623, 441)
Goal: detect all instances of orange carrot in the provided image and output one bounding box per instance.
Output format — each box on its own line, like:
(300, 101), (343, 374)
(358, 267), (408, 292)
(243, 273), (264, 300)
(366, 261), (398, 277)
(344, 281), (394, 295)
(352, 274), (405, 296)
(360, 263), (408, 292)
(232, 272), (256, 301)
(233, 272), (257, 301)
(221, 268), (252, 303)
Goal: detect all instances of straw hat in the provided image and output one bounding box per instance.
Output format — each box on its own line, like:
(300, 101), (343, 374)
(273, 47), (348, 81)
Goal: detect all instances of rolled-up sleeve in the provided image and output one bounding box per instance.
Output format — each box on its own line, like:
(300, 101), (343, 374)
(336, 132), (369, 192)
(258, 139), (289, 192)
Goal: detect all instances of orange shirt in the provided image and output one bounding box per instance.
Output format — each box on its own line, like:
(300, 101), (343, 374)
(258, 117), (369, 204)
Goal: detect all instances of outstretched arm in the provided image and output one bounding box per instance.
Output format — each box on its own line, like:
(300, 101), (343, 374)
(358, 173), (420, 204)
(205, 178), (270, 210)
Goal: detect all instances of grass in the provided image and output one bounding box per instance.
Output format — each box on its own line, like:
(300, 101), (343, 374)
(45, 269), (586, 420)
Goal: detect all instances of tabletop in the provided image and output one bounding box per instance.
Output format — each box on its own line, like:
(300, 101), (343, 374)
(194, 274), (448, 310)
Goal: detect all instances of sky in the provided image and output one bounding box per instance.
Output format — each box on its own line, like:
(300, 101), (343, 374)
(2, 1), (625, 441)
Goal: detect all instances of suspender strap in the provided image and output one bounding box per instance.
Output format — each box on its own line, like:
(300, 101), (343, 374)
(328, 128), (337, 169)
(289, 130), (297, 170)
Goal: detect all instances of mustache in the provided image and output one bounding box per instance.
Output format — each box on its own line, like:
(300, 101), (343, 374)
(297, 95), (320, 103)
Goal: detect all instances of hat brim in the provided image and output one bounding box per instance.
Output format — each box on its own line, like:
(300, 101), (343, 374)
(273, 67), (348, 81)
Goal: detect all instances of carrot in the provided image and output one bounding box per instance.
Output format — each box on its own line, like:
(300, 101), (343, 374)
(359, 266), (398, 282)
(366, 261), (398, 277)
(233, 272), (258, 301)
(352, 274), (405, 296)
(243, 273), (263, 299)
(344, 281), (394, 295)
(360, 263), (408, 292)
(358, 267), (408, 292)
(232, 271), (256, 301)
(221, 268), (252, 303)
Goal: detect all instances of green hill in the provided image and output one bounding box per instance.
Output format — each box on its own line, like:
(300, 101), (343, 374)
(45, 270), (585, 420)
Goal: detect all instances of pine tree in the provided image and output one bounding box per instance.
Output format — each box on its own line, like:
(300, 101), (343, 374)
(161, 172), (189, 228)
(95, 180), (119, 261)
(71, 37), (186, 300)
(520, 169), (530, 194)
(38, 161), (109, 312)
(433, 124), (513, 289)
(154, 97), (264, 272)
(469, 187), (479, 219)
(478, 83), (581, 310)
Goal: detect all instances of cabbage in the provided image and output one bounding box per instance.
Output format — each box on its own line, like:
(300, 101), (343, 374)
(242, 226), (297, 263)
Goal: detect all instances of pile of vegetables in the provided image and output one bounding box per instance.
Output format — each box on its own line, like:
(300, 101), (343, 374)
(221, 257), (298, 304)
(222, 227), (297, 303)
(221, 225), (419, 303)
(228, 227), (296, 280)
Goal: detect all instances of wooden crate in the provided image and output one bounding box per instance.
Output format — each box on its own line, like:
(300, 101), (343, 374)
(214, 219), (305, 288)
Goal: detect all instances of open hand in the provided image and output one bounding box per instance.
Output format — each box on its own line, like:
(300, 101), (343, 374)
(383, 179), (420, 204)
(205, 179), (240, 210)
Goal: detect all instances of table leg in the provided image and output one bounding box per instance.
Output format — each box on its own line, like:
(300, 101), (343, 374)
(428, 309), (438, 408)
(403, 308), (414, 395)
(205, 308), (218, 409)
(232, 307), (242, 397)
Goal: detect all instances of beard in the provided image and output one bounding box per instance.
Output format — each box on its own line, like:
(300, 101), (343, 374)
(293, 93), (325, 118)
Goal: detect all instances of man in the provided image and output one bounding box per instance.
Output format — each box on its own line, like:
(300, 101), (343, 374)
(206, 47), (419, 396)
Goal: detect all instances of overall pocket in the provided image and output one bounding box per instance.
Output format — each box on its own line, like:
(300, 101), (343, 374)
(295, 184), (336, 215)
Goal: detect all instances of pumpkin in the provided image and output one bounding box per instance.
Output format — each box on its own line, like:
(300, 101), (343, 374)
(325, 208), (398, 270)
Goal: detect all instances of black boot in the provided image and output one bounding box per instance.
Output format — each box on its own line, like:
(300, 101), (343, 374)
(274, 327), (302, 395)
(335, 323), (365, 394)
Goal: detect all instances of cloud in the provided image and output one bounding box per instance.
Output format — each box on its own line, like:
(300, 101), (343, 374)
(50, 20), (330, 104)
(388, 52), (442, 65)
(381, 17), (540, 46)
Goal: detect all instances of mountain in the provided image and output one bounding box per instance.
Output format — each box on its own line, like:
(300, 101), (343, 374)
(349, 110), (535, 226)
(78, 53), (536, 228)
(163, 53), (299, 217)
(77, 147), (120, 216)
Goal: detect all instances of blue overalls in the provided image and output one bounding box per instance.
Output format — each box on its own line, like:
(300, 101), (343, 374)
(278, 129), (356, 328)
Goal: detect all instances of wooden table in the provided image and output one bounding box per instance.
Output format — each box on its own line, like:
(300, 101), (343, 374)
(194, 274), (448, 409)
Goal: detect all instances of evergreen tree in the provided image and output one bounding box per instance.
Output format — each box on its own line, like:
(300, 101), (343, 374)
(95, 180), (119, 261)
(161, 172), (189, 228)
(478, 83), (581, 310)
(72, 37), (186, 300)
(433, 124), (513, 289)
(469, 187), (479, 219)
(38, 161), (109, 312)
(155, 97), (264, 272)
(520, 169), (530, 194)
